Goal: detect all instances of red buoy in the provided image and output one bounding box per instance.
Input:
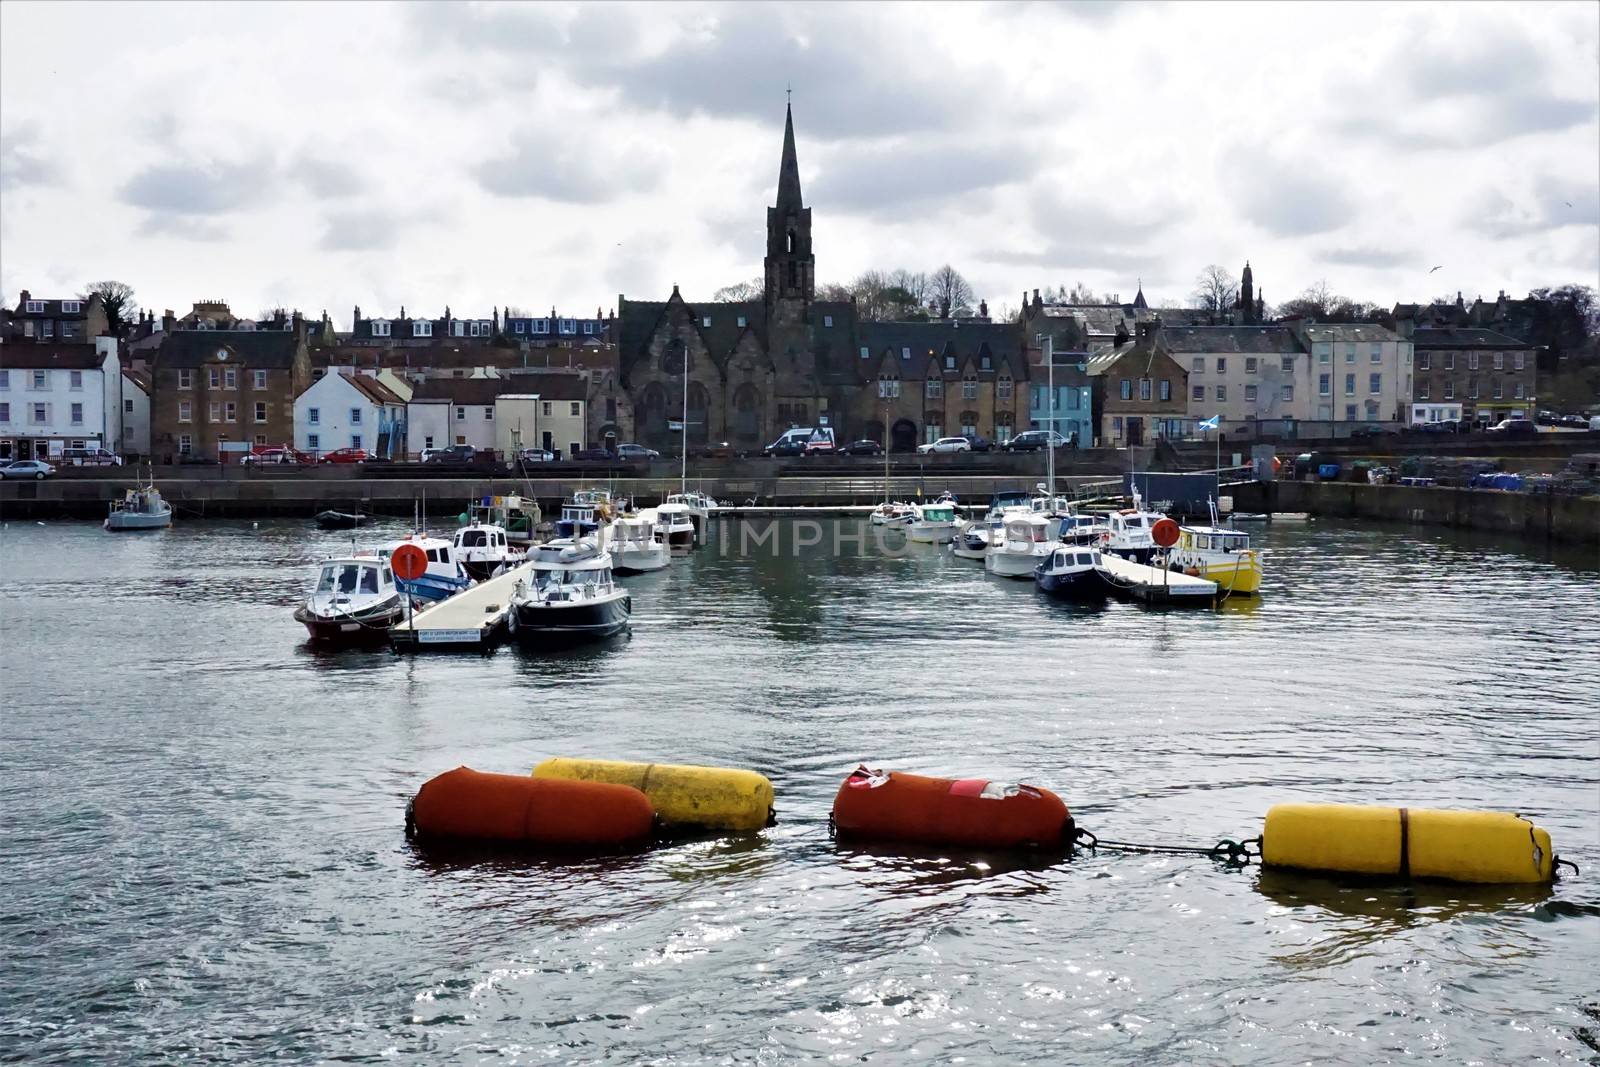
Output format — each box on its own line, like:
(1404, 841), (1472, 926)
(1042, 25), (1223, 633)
(1151, 517), (1180, 548)
(410, 766), (654, 847)
(831, 766), (1073, 849)
(391, 542), (427, 581)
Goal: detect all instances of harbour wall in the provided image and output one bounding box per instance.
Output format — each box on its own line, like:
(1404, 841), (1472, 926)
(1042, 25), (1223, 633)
(1231, 480), (1599, 548)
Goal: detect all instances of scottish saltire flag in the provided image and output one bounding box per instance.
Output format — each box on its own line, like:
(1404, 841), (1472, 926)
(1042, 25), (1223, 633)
(1197, 415), (1220, 431)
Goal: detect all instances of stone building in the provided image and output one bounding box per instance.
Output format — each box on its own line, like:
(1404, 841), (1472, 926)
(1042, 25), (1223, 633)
(150, 321), (312, 461)
(1085, 323), (1191, 445)
(1408, 327), (1534, 425)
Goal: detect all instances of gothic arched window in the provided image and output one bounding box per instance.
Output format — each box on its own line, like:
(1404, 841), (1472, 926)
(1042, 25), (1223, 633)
(786, 230), (797, 254)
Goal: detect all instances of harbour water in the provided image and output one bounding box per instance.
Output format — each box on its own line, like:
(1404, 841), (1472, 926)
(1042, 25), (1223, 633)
(1, 517), (1597, 1065)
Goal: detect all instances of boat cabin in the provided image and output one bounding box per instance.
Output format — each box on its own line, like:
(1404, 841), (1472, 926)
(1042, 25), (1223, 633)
(1048, 547), (1104, 570)
(455, 526), (509, 552)
(314, 559), (394, 598)
(1180, 527), (1252, 554)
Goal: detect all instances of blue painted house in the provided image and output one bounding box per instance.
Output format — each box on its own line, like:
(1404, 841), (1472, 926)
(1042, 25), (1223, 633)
(1029, 349), (1094, 446)
(503, 308), (607, 342)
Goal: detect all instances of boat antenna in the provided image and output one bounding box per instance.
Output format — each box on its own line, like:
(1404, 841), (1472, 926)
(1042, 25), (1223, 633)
(1045, 334), (1056, 503)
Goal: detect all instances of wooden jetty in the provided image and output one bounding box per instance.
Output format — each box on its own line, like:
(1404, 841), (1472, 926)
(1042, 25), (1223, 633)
(390, 559), (533, 650)
(1100, 553), (1219, 605)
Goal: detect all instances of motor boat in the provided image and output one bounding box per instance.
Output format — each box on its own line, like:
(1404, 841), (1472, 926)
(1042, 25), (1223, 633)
(609, 514), (670, 574)
(466, 494), (542, 549)
(653, 501), (697, 552)
(981, 490), (1034, 523)
(506, 538), (632, 642)
(984, 512), (1058, 579)
(909, 500), (960, 544)
(665, 491), (718, 538)
(1104, 489), (1168, 564)
(949, 519), (993, 560)
(1034, 544), (1114, 601)
(293, 556), (407, 645)
(374, 534), (473, 603)
(1167, 522), (1263, 596)
(452, 522), (521, 581)
(555, 489), (616, 539)
(870, 502), (916, 526)
(104, 481), (172, 531)
(1057, 513), (1111, 547)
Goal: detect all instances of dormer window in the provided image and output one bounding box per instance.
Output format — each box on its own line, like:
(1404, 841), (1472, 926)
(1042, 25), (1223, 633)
(469, 322), (483, 337)
(583, 321), (594, 335)
(702, 316), (712, 328)
(559, 318), (576, 334)
(980, 355), (992, 370)
(452, 320), (465, 337)
(23, 301), (44, 313)
(514, 321), (525, 334)
(860, 346), (870, 359)
(532, 319), (549, 335)
(823, 315), (833, 327)
(413, 321), (433, 337)
(480, 320), (492, 335)
(371, 320), (391, 337)
(737, 316), (747, 328)
(901, 347), (911, 360)
(61, 300), (81, 314)
(944, 355), (955, 370)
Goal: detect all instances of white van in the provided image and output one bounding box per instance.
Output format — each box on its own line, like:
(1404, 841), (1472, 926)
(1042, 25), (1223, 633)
(763, 426), (836, 455)
(60, 446), (123, 467)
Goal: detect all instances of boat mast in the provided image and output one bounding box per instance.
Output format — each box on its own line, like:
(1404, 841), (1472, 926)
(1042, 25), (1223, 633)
(1045, 335), (1056, 501)
(883, 390), (891, 505)
(680, 340), (688, 497)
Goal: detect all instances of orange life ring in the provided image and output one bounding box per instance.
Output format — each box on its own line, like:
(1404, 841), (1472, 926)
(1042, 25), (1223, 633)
(410, 766), (654, 847)
(831, 766), (1072, 849)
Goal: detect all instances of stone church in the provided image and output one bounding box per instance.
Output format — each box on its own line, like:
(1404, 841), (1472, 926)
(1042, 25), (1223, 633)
(615, 104), (1030, 453)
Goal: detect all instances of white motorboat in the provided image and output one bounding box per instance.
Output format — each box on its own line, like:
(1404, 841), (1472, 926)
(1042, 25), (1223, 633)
(909, 500), (960, 544)
(293, 556), (406, 646)
(950, 518), (994, 560)
(452, 522), (522, 581)
(1104, 488), (1168, 564)
(507, 538), (631, 641)
(1057, 513), (1111, 548)
(374, 534), (472, 603)
(665, 491), (718, 538)
(982, 490), (1034, 522)
(870, 501), (916, 526)
(985, 512), (1058, 579)
(653, 501), (697, 552)
(609, 514), (670, 574)
(104, 480), (172, 531)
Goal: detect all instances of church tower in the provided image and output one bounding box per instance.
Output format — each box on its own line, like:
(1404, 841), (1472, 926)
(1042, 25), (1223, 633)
(764, 101), (814, 309)
(1239, 261), (1255, 324)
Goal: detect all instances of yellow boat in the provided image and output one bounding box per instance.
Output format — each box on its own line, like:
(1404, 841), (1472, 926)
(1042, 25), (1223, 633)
(1167, 524), (1262, 595)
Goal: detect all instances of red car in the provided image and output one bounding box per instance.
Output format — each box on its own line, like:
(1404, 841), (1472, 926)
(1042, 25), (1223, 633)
(320, 447), (370, 464)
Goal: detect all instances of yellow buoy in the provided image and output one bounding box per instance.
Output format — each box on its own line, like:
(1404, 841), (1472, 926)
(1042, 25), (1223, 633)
(1262, 803), (1554, 884)
(532, 757), (774, 832)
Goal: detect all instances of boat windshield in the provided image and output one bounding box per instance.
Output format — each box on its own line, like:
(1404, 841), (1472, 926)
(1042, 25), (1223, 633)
(459, 530), (487, 547)
(318, 563), (376, 594)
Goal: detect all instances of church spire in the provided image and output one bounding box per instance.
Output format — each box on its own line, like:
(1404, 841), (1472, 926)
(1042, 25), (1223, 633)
(776, 99), (803, 213)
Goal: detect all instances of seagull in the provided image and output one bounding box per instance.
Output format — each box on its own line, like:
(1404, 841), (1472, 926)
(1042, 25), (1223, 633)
(1428, 265), (1443, 273)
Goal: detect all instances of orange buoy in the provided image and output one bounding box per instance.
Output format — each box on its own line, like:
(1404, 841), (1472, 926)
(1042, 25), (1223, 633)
(409, 766), (654, 847)
(1151, 517), (1180, 548)
(831, 765), (1073, 849)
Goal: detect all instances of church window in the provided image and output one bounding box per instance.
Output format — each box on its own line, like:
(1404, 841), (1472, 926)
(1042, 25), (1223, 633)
(926, 378), (942, 399)
(997, 375), (1013, 401)
(878, 374), (900, 399)
(786, 231), (796, 254)
(901, 347), (911, 360)
(962, 373), (978, 400)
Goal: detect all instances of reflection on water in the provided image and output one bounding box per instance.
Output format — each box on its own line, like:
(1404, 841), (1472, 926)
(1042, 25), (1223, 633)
(0, 516), (1596, 1066)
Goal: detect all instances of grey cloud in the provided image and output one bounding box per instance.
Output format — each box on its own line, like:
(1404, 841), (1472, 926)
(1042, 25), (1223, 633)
(320, 209), (401, 252)
(475, 129), (665, 203)
(1465, 177), (1600, 240)
(119, 159), (272, 215)
(812, 140), (1040, 213)
(1320, 246), (1415, 269)
(981, 241), (1164, 276)
(1030, 189), (1184, 245)
(294, 155), (364, 199)
(1224, 149), (1351, 236)
(138, 216), (230, 242)
(0, 124), (59, 191)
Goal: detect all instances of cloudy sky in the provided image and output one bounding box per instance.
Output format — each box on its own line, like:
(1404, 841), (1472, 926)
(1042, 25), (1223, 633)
(1, 1), (1595, 327)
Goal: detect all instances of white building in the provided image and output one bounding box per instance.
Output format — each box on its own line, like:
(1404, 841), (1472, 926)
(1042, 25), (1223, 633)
(0, 337), (121, 461)
(408, 378), (504, 454)
(293, 370), (407, 458)
(1165, 326), (1305, 440)
(1293, 323), (1412, 426)
(122, 370), (151, 458)
(406, 398), (451, 456)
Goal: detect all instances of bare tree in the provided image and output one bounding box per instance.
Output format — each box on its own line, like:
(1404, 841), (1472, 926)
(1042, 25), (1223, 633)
(1277, 280), (1336, 321)
(1066, 281), (1099, 304)
(712, 277), (764, 302)
(928, 264), (976, 319)
(82, 280), (137, 336)
(887, 268), (931, 309)
(816, 282), (853, 302)
(1189, 265), (1238, 315)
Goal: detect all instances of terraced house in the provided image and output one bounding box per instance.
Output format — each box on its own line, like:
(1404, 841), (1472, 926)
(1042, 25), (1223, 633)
(150, 319), (312, 461)
(1407, 327), (1534, 426)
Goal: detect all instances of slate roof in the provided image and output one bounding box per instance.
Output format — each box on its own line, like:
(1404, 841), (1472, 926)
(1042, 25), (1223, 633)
(1159, 326), (1304, 354)
(123, 369), (152, 394)
(344, 374), (407, 406)
(0, 343), (107, 369)
(857, 320), (1026, 377)
(500, 371), (589, 400)
(1411, 327), (1529, 349)
(1298, 324), (1402, 344)
(11, 296), (91, 320)
(157, 330), (302, 368)
(410, 377), (514, 406)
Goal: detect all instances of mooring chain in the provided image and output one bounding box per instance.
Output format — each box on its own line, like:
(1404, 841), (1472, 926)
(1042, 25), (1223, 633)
(1072, 827), (1261, 866)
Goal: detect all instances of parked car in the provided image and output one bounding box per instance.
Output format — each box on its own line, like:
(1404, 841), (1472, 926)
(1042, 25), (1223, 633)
(700, 441), (738, 459)
(1349, 425), (1386, 439)
(917, 436), (972, 455)
(616, 443), (660, 461)
(59, 446), (122, 467)
(320, 447), (370, 464)
(838, 439), (883, 457)
(516, 447), (556, 464)
(423, 445), (477, 465)
(1, 459), (54, 480)
(1535, 410), (1559, 426)
(764, 438), (807, 458)
(1486, 418), (1537, 439)
(962, 434), (993, 452)
(1557, 414), (1588, 428)
(1001, 429), (1068, 452)
(571, 447), (614, 462)
(241, 446), (311, 466)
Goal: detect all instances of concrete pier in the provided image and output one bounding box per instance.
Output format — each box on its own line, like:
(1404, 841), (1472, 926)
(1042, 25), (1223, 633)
(390, 559), (532, 650)
(1101, 554), (1219, 604)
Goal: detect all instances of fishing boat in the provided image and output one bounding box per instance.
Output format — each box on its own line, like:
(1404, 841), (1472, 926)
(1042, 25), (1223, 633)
(293, 556), (406, 645)
(554, 489), (616, 539)
(314, 510), (368, 530)
(452, 522), (521, 581)
(466, 494), (542, 548)
(653, 501), (697, 552)
(908, 500), (960, 544)
(1103, 487), (1168, 564)
(665, 491), (718, 538)
(506, 538), (632, 641)
(984, 512), (1058, 579)
(374, 534), (472, 603)
(1167, 522), (1263, 595)
(1034, 544), (1114, 601)
(609, 514), (670, 574)
(1057, 513), (1111, 547)
(104, 480), (172, 531)
(870, 502), (916, 526)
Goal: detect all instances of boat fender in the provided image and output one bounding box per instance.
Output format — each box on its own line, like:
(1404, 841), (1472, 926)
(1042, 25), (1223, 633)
(410, 766), (654, 848)
(533, 757), (775, 832)
(830, 765), (1073, 850)
(1261, 803), (1556, 884)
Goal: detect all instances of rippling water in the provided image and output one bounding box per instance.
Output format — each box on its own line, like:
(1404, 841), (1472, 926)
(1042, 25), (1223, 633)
(1, 516), (1597, 1065)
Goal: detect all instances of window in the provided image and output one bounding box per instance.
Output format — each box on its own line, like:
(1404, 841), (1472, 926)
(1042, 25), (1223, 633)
(1317, 345), (1330, 364)
(1191, 357), (1204, 373)
(69, 403), (82, 424)
(307, 433), (320, 449)
(31, 403), (46, 423)
(514, 321), (526, 334)
(1514, 352), (1525, 371)
(1345, 404), (1357, 420)
(455, 406), (466, 420)
(1192, 385), (1205, 401)
(31, 370), (46, 389)
(998, 375), (1013, 401)
(559, 318), (575, 334)
(736, 316), (747, 328)
(702, 316), (712, 328)
(451, 320), (465, 337)
(532, 319), (548, 335)
(423, 436), (435, 450)
(1445, 380), (1455, 399)
(62, 300), (81, 313)
(1492, 379), (1503, 399)
(209, 368), (220, 389)
(69, 370), (83, 390)
(1158, 379), (1170, 402)
(877, 377), (900, 398)
(1318, 373), (1330, 395)
(1344, 346), (1355, 364)
(1418, 352), (1431, 370)
(1369, 373), (1381, 394)
(1281, 385), (1294, 402)
(1493, 352), (1504, 370)
(860, 346), (870, 359)
(1119, 379), (1132, 401)
(484, 407), (494, 420)
(207, 402), (219, 422)
(413, 321), (432, 337)
(1216, 357), (1227, 373)
(468, 321), (483, 338)
(254, 434), (267, 446)
(41, 322), (53, 339)
(224, 402), (237, 423)
(1514, 381), (1524, 398)
(371, 321), (391, 337)
(254, 402), (267, 423)
(901, 346), (911, 360)
(1468, 352), (1479, 371)
(179, 401), (192, 423)
(541, 401), (552, 417)
(1444, 352), (1455, 370)
(1112, 416), (1123, 436)
(1244, 384), (1257, 403)
(223, 368), (236, 389)
(1280, 355), (1293, 373)
(570, 401), (580, 417)
(0, 403), (9, 423)
(980, 355), (991, 370)
(1371, 343), (1382, 363)
(1216, 385), (1227, 402)
(1365, 399), (1379, 416)
(124, 398), (134, 414)
(178, 434), (192, 455)
(308, 407), (320, 425)
(0, 370), (7, 388)
(24, 300), (44, 313)
(962, 375), (978, 400)
(1344, 373), (1355, 395)
(254, 370), (267, 389)
(823, 315), (834, 327)
(1245, 357), (1257, 373)
(350, 407), (362, 425)
(351, 434), (363, 449)
(1139, 378), (1152, 401)
(926, 378), (943, 398)
(1418, 382), (1430, 400)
